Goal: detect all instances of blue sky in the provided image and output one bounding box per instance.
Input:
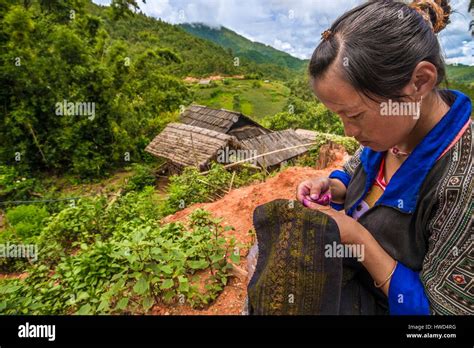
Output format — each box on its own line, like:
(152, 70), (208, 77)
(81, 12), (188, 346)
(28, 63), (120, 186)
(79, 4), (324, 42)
(94, 0), (474, 65)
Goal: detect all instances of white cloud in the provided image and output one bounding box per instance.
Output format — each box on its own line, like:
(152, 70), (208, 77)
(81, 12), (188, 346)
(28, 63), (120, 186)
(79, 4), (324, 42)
(94, 0), (473, 62)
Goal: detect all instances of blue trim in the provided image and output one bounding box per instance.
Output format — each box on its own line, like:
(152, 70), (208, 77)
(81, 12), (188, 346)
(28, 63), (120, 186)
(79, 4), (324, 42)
(330, 201), (344, 211)
(329, 169), (351, 188)
(349, 90), (472, 214)
(388, 262), (430, 315)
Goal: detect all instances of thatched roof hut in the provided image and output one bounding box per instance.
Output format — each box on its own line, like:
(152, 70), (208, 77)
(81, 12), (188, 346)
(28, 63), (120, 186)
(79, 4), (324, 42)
(145, 123), (242, 171)
(240, 129), (310, 168)
(295, 128), (321, 142)
(180, 105), (270, 140)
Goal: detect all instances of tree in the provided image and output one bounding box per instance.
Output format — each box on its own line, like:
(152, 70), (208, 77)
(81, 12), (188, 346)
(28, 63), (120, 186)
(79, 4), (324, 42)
(110, 0), (140, 19)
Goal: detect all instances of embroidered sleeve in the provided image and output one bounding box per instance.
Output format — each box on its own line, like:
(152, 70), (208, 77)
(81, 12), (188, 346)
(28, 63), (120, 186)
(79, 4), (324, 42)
(329, 145), (364, 186)
(342, 145), (364, 177)
(419, 124), (473, 315)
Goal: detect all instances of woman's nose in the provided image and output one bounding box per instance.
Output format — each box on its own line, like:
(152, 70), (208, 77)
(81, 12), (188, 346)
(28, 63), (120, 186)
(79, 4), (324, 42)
(342, 121), (361, 138)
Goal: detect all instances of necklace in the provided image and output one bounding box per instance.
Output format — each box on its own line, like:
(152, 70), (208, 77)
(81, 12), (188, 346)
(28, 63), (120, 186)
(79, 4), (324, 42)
(390, 146), (411, 158)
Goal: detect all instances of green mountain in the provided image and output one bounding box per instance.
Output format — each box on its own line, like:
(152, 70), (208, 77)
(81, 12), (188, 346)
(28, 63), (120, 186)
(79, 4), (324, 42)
(89, 4), (248, 78)
(180, 23), (308, 77)
(88, 6), (298, 80)
(446, 64), (474, 84)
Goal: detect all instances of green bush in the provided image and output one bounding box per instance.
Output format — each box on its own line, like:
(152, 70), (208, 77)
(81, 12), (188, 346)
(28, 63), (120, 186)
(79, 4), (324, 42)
(262, 98), (344, 135)
(105, 187), (163, 239)
(252, 80), (262, 88)
(210, 88), (222, 98)
(5, 205), (49, 240)
(0, 228), (31, 273)
(124, 163), (156, 192)
(37, 198), (107, 265)
(0, 165), (42, 202)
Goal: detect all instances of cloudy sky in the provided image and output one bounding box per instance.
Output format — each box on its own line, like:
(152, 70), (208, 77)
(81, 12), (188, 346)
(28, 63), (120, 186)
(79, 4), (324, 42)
(94, 0), (474, 65)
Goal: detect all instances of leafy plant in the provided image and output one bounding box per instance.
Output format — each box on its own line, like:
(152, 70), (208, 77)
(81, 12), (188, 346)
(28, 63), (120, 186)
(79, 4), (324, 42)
(124, 163), (156, 192)
(36, 197), (107, 265)
(5, 204), (49, 240)
(0, 165), (42, 202)
(0, 207), (238, 315)
(295, 133), (359, 167)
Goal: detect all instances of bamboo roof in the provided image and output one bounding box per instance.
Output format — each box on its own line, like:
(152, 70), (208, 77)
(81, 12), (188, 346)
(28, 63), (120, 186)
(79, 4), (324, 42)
(240, 129), (310, 168)
(180, 105), (269, 137)
(145, 123), (241, 170)
(295, 128), (321, 141)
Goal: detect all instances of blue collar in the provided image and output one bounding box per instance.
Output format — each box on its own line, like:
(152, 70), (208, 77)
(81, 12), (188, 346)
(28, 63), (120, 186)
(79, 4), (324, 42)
(348, 90), (472, 215)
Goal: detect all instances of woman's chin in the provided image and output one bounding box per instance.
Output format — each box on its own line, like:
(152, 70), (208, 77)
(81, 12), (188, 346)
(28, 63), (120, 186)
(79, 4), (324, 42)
(359, 141), (386, 152)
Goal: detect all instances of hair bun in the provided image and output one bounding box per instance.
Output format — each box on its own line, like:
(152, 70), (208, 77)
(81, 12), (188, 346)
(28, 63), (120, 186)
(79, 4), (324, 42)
(409, 0), (451, 33)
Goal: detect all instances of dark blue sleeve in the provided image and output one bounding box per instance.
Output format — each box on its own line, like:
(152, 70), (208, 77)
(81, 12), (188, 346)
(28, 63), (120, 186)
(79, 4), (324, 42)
(328, 170), (351, 211)
(388, 262), (430, 315)
(329, 169), (351, 188)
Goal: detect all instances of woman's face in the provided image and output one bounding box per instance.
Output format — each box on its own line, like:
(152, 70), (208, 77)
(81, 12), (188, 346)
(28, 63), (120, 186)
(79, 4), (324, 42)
(311, 67), (418, 152)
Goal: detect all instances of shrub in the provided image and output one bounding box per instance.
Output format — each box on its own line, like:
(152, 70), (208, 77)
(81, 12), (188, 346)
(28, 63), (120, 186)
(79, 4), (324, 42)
(5, 204), (49, 240)
(296, 133), (359, 167)
(252, 80), (261, 88)
(0, 165), (42, 202)
(36, 198), (107, 265)
(124, 163), (156, 192)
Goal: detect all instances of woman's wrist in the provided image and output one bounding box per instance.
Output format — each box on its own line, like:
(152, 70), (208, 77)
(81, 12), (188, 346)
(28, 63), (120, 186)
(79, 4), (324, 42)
(329, 178), (347, 204)
(351, 223), (396, 296)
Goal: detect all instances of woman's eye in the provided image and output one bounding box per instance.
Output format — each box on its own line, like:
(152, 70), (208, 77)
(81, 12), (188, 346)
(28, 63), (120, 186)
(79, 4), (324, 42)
(349, 113), (363, 119)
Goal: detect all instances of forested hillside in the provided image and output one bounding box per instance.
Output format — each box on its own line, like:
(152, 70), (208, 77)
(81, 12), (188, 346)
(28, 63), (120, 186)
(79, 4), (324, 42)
(180, 23), (308, 79)
(446, 64), (474, 84)
(0, 0), (281, 178)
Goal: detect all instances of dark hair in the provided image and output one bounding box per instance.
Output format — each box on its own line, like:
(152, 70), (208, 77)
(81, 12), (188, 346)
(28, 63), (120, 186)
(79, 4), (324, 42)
(308, 0), (453, 102)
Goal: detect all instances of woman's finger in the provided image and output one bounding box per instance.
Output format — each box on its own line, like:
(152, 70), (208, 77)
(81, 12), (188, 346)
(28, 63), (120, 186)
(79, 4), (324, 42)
(303, 198), (345, 220)
(296, 181), (311, 203)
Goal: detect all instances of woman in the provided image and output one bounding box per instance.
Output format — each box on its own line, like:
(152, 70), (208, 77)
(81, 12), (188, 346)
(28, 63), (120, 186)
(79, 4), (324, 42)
(294, 0), (472, 315)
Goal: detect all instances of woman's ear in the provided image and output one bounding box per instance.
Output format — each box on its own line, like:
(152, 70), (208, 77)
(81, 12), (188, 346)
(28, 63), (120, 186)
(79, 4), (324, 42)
(400, 61), (438, 99)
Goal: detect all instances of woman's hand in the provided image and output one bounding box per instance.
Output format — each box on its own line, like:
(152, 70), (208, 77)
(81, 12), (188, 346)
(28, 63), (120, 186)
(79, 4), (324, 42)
(296, 177), (332, 206)
(301, 199), (359, 244)
(296, 176), (347, 206)
(302, 199), (397, 296)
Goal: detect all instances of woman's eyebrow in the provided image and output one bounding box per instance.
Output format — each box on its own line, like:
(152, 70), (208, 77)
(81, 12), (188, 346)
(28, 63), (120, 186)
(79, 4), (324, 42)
(322, 98), (359, 112)
(332, 104), (361, 115)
